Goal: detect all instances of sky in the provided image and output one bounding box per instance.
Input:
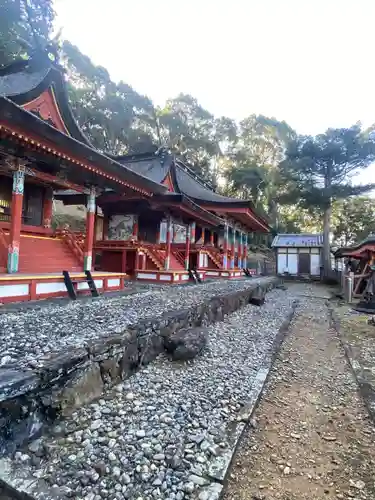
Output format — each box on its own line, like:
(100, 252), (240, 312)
(54, 0), (375, 183)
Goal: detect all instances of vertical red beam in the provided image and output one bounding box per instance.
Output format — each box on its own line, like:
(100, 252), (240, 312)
(230, 228), (235, 269)
(7, 167), (25, 273)
(210, 230), (215, 246)
(164, 216), (172, 270)
(122, 250), (127, 273)
(102, 214), (109, 240)
(185, 223), (191, 270)
(132, 215), (139, 240)
(84, 187), (96, 271)
(238, 231), (243, 268)
(42, 187), (53, 229)
(190, 221), (196, 244)
(243, 232), (248, 268)
(223, 222), (229, 269)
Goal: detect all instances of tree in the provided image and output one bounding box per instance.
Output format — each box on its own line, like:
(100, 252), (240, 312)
(0, 0), (55, 66)
(280, 125), (375, 276)
(158, 94), (236, 182)
(224, 115), (296, 226)
(62, 41), (157, 154)
(331, 197), (375, 246)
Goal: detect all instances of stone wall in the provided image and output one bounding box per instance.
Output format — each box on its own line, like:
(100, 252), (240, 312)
(0, 277), (278, 455)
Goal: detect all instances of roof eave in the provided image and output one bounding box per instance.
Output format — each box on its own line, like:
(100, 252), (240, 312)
(0, 97), (167, 196)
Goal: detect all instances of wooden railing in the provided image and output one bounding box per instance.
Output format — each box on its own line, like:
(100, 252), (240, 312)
(141, 247), (165, 270)
(56, 228), (84, 264)
(205, 248), (222, 268)
(174, 250), (185, 267)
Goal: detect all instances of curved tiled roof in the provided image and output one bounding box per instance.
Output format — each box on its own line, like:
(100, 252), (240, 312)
(115, 153), (172, 184)
(174, 164), (243, 204)
(0, 67), (49, 96)
(0, 52), (93, 147)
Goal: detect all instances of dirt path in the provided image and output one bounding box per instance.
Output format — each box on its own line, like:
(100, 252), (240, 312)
(224, 288), (375, 500)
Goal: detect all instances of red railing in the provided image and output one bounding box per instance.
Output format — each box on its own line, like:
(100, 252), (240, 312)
(173, 250), (185, 267)
(56, 228), (84, 264)
(205, 248), (223, 268)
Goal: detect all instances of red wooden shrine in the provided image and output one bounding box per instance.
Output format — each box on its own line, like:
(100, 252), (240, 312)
(0, 49), (270, 303)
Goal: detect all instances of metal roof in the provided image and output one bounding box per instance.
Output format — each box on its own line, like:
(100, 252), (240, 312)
(272, 233), (324, 248)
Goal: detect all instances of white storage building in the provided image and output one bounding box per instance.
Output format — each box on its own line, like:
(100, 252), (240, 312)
(272, 233), (323, 277)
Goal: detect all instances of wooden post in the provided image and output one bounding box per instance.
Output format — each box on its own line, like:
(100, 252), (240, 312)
(223, 223), (229, 269)
(190, 221), (196, 244)
(238, 231), (243, 269)
(164, 216), (172, 270)
(132, 214), (139, 240)
(185, 223), (191, 270)
(230, 228), (235, 269)
(243, 233), (248, 268)
(122, 250), (127, 273)
(210, 230), (215, 246)
(84, 187), (96, 271)
(7, 167), (25, 273)
(42, 187), (53, 229)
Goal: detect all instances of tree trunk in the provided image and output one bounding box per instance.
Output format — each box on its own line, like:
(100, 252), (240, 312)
(322, 204), (331, 279)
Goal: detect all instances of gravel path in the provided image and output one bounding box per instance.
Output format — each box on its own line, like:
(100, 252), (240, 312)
(224, 284), (375, 500)
(12, 286), (296, 500)
(0, 278), (269, 370)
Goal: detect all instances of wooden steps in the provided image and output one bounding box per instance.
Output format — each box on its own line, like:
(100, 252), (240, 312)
(18, 235), (82, 273)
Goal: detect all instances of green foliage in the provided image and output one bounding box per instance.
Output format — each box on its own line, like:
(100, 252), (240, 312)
(62, 41), (157, 155)
(279, 125), (375, 209)
(0, 0), (54, 66)
(280, 125), (375, 273)
(224, 115), (296, 226)
(331, 197), (375, 246)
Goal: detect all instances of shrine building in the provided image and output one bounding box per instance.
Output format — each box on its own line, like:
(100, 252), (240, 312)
(0, 49), (270, 303)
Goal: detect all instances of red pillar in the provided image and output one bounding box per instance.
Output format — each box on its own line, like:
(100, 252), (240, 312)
(210, 230), (215, 246)
(230, 228), (235, 269)
(243, 232), (248, 268)
(122, 250), (127, 273)
(185, 223), (191, 270)
(132, 215), (139, 240)
(42, 187), (53, 229)
(164, 216), (172, 270)
(238, 231), (243, 268)
(84, 187), (96, 271)
(223, 223), (229, 269)
(135, 250), (140, 270)
(7, 168), (25, 273)
(190, 221), (196, 244)
(102, 214), (109, 240)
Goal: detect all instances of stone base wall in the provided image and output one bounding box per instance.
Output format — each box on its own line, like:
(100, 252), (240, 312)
(0, 277), (279, 455)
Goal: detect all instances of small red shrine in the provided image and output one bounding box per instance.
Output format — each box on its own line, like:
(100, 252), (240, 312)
(335, 235), (375, 298)
(0, 49), (270, 303)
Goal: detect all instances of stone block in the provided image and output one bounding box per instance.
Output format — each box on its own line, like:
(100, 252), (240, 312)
(164, 327), (208, 361)
(43, 363), (103, 417)
(37, 348), (89, 385)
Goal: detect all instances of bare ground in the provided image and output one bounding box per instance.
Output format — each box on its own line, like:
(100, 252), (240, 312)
(224, 287), (375, 500)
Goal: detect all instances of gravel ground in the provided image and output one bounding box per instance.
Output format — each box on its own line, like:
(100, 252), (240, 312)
(0, 278), (269, 370)
(224, 284), (375, 500)
(12, 286), (296, 500)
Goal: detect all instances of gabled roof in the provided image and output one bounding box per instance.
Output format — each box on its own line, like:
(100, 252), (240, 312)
(272, 233), (324, 248)
(0, 50), (92, 146)
(0, 56), (167, 197)
(115, 149), (270, 231)
(334, 234), (375, 258)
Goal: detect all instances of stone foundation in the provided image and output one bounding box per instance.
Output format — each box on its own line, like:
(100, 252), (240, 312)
(0, 277), (278, 460)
